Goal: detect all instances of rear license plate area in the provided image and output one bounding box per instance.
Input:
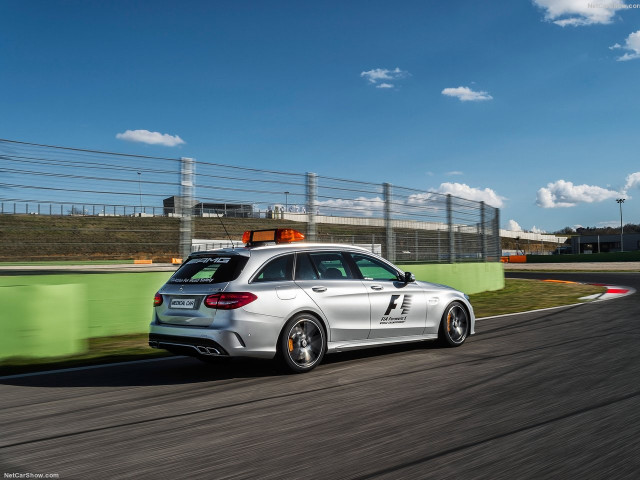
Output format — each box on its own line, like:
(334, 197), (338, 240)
(170, 298), (197, 309)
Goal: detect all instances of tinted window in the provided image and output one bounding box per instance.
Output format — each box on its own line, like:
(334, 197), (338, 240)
(253, 254), (294, 282)
(295, 253), (319, 280)
(308, 252), (353, 280)
(350, 253), (399, 281)
(169, 255), (248, 284)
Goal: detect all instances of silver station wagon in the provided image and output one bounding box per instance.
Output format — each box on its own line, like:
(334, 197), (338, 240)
(150, 228), (475, 373)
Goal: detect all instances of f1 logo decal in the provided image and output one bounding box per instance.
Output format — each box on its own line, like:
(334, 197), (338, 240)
(384, 294), (412, 315)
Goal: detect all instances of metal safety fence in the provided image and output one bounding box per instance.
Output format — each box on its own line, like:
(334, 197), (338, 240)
(0, 138), (500, 262)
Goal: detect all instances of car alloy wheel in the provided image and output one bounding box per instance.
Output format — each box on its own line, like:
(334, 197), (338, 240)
(438, 301), (469, 347)
(280, 314), (326, 373)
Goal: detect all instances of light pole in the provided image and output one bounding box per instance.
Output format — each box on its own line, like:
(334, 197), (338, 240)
(616, 198), (625, 252)
(137, 172), (142, 211)
(284, 191), (290, 213)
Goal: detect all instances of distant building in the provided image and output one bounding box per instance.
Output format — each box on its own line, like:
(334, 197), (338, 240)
(571, 233), (640, 254)
(163, 196), (253, 218)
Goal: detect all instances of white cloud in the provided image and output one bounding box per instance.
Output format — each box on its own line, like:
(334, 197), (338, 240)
(116, 129), (185, 147)
(446, 170), (463, 176)
(624, 171), (640, 191)
(536, 179), (621, 208)
(430, 182), (505, 208)
(507, 219), (523, 231)
(612, 30), (640, 61)
(360, 67), (408, 89)
(441, 86), (493, 102)
(532, 0), (627, 27)
(530, 225), (547, 234)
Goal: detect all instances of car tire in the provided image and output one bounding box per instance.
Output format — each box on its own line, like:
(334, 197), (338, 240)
(278, 313), (326, 373)
(437, 301), (469, 347)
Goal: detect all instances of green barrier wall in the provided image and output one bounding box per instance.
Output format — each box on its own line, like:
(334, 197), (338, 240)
(0, 272), (171, 360)
(397, 262), (504, 295)
(0, 263), (503, 360)
(0, 284), (88, 358)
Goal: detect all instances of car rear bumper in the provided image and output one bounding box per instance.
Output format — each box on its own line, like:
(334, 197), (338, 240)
(149, 322), (278, 359)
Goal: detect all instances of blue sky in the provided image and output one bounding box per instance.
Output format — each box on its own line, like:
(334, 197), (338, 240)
(2, 0), (640, 232)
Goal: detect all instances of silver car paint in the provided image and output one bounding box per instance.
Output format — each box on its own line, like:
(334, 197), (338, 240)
(150, 243), (475, 359)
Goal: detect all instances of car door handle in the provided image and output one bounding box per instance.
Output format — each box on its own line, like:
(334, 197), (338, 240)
(370, 285), (384, 291)
(312, 286), (327, 293)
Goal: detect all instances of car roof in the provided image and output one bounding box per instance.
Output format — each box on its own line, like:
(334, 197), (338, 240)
(189, 242), (374, 259)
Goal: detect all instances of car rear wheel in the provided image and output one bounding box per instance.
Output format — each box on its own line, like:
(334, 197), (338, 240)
(279, 314), (326, 373)
(438, 301), (469, 347)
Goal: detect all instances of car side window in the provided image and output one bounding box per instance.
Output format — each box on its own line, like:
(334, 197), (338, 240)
(295, 253), (319, 280)
(350, 253), (399, 281)
(308, 252), (353, 280)
(253, 254), (294, 282)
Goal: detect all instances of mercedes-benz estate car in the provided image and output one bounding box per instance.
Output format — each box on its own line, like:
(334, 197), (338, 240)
(149, 228), (475, 373)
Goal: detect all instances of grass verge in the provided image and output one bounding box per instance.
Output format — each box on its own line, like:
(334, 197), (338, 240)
(0, 279), (608, 376)
(470, 279), (604, 318)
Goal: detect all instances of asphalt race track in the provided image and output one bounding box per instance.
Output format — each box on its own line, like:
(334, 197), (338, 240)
(1, 272), (639, 479)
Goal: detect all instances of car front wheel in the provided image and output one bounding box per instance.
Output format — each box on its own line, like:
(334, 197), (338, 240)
(279, 314), (326, 373)
(438, 301), (469, 347)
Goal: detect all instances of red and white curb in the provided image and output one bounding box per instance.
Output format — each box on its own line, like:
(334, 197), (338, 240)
(539, 279), (635, 301)
(478, 281), (635, 321)
(579, 284), (636, 301)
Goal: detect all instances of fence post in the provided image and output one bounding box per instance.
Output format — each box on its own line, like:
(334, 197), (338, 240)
(306, 172), (317, 242)
(447, 194), (455, 263)
(179, 157), (195, 260)
(494, 207), (500, 258)
(480, 201), (487, 261)
(384, 182), (395, 262)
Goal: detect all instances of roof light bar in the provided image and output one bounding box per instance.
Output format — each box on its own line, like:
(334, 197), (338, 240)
(242, 228), (305, 245)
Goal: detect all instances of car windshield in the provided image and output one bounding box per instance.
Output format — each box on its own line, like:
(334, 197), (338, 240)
(168, 255), (248, 284)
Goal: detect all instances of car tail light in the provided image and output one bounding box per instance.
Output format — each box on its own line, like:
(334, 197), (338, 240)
(204, 292), (257, 310)
(154, 292), (163, 306)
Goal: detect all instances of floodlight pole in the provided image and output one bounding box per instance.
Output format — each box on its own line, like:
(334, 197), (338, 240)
(284, 191), (290, 212)
(137, 172), (142, 209)
(616, 198), (625, 252)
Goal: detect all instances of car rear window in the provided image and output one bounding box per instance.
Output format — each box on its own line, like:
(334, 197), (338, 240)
(168, 256), (248, 284)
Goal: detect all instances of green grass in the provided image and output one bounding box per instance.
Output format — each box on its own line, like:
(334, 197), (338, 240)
(470, 279), (605, 318)
(0, 279), (608, 376)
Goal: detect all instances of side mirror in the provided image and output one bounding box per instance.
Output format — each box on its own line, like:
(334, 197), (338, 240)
(403, 272), (416, 283)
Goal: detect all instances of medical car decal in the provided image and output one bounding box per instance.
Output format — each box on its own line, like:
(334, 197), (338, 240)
(380, 294), (412, 324)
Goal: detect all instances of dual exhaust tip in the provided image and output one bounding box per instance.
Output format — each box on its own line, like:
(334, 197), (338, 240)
(196, 345), (221, 356)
